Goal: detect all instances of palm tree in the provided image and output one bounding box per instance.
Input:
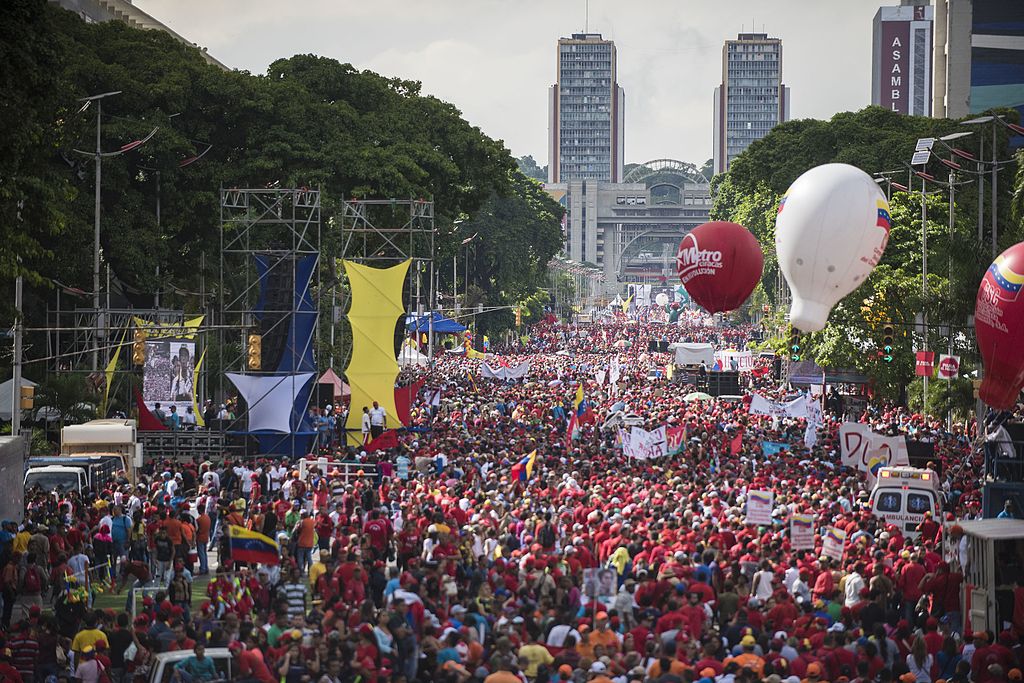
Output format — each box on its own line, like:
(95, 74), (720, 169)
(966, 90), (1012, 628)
(35, 374), (96, 431)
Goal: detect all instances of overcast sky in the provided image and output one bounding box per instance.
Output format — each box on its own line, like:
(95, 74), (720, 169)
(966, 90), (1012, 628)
(137, 0), (890, 168)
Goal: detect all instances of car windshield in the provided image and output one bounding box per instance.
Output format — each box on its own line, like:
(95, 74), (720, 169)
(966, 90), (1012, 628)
(25, 472), (80, 491)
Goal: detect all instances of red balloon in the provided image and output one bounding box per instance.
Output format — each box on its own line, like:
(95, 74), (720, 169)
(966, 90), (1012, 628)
(676, 221), (763, 314)
(975, 241), (1024, 409)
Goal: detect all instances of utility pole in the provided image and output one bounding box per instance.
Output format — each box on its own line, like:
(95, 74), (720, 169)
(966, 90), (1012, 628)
(11, 271), (23, 438)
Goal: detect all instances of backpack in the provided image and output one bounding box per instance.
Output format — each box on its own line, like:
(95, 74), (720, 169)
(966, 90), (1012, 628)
(22, 565), (42, 593)
(538, 523), (556, 548)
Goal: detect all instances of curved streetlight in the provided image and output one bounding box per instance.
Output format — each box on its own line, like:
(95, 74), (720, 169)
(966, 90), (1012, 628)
(72, 91), (158, 370)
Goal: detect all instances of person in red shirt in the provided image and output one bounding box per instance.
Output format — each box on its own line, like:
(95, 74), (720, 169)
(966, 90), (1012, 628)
(233, 637), (276, 683)
(363, 510), (390, 560)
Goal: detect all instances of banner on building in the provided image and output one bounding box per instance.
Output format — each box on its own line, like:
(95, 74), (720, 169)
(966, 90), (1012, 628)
(790, 514), (815, 550)
(822, 526), (847, 561)
(745, 490), (774, 526)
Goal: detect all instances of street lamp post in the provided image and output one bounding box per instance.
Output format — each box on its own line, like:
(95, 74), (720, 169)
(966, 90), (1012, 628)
(73, 91), (158, 370)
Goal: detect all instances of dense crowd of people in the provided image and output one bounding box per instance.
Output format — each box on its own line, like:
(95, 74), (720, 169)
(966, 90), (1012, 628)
(2, 313), (1020, 683)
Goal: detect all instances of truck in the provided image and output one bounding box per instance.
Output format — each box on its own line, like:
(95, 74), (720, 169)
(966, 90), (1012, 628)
(61, 419), (142, 466)
(23, 455), (125, 494)
(22, 418), (142, 494)
(951, 518), (1024, 636)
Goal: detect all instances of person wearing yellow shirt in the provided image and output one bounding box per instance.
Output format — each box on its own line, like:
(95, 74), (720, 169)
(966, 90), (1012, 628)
(518, 631), (554, 679)
(70, 613), (108, 656)
(12, 526), (29, 556)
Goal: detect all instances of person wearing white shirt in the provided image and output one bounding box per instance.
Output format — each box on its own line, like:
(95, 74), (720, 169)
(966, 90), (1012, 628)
(784, 560), (800, 591)
(361, 407), (371, 443)
(844, 564), (866, 608)
(369, 401), (386, 438)
(236, 465), (253, 494)
(202, 470), (220, 491)
(270, 465), (286, 492)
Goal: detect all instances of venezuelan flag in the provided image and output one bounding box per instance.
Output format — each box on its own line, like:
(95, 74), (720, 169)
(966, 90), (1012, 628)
(825, 528), (845, 544)
(777, 194), (788, 214)
(749, 491), (773, 505)
(876, 199), (891, 232)
(227, 525), (280, 565)
(510, 450), (538, 482)
(792, 516), (813, 529)
(989, 255), (1024, 297)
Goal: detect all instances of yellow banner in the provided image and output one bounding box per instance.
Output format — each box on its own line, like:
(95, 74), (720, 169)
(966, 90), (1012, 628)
(192, 347), (207, 427)
(132, 315), (205, 339)
(101, 330), (126, 417)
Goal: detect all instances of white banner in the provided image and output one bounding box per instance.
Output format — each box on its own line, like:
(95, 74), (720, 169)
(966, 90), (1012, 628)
(838, 422), (910, 472)
(609, 357), (621, 385)
(715, 350), (755, 371)
(822, 527), (847, 561)
(749, 393), (809, 420)
(791, 514), (815, 550)
(595, 369), (607, 385)
(622, 426), (667, 460)
(745, 490), (774, 525)
(481, 360), (531, 381)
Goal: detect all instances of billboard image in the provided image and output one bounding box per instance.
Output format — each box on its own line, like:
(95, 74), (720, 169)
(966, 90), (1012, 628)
(143, 339), (196, 418)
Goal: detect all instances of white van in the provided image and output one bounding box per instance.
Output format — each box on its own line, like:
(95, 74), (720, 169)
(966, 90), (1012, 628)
(149, 648), (233, 683)
(869, 466), (943, 537)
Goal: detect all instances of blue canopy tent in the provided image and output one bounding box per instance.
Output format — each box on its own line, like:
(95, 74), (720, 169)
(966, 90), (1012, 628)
(406, 312), (466, 334)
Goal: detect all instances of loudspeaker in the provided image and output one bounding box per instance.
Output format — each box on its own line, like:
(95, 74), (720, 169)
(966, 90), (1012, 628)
(648, 341), (658, 353)
(706, 371), (741, 396)
(658, 340), (669, 353)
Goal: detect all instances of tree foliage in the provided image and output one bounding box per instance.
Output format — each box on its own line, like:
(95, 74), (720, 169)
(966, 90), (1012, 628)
(713, 106), (1023, 394)
(1, 1), (563, 377)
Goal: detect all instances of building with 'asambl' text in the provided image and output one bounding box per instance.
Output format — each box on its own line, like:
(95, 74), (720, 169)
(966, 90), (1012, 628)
(871, 2), (934, 116)
(548, 33), (625, 184)
(713, 32), (790, 175)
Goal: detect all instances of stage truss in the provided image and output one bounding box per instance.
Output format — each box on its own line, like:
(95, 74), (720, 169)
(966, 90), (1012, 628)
(219, 187), (321, 453)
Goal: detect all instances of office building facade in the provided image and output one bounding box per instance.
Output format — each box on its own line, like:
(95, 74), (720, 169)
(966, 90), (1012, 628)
(872, 4), (934, 115)
(933, 0), (1024, 120)
(548, 33), (625, 183)
(713, 33), (790, 175)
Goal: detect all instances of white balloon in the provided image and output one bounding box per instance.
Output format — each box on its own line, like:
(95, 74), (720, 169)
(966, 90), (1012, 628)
(776, 163), (890, 332)
(655, 292), (669, 307)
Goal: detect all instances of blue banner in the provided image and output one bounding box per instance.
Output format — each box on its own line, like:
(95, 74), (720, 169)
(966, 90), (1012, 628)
(761, 441), (789, 456)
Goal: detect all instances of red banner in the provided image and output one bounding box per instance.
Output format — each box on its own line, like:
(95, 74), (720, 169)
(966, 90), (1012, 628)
(915, 351), (935, 377)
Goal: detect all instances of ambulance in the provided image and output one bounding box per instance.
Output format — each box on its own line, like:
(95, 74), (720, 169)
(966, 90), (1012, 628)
(868, 466), (943, 537)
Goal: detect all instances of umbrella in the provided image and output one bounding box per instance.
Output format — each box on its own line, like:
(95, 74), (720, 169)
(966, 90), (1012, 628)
(547, 379), (563, 387)
(683, 392), (713, 402)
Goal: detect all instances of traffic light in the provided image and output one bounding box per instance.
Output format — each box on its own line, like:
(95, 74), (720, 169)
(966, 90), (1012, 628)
(19, 385), (34, 411)
(247, 333), (262, 370)
(881, 324), (895, 363)
(132, 328), (147, 365)
(515, 307), (522, 327)
(788, 328), (802, 362)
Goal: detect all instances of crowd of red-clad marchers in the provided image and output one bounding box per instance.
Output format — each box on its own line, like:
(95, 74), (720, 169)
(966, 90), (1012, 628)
(0, 315), (1020, 683)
